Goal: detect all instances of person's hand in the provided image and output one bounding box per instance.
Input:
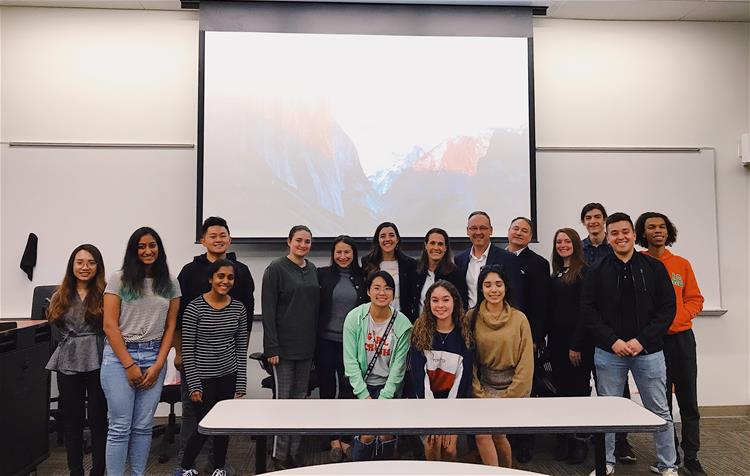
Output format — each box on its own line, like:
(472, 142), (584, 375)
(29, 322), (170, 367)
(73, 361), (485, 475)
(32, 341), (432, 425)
(267, 355), (279, 365)
(625, 338), (643, 356)
(611, 339), (633, 357)
(173, 353), (183, 372)
(190, 391), (203, 402)
(137, 362), (163, 389)
(569, 350), (582, 367)
(234, 392), (245, 399)
(442, 435), (457, 449)
(125, 364), (143, 387)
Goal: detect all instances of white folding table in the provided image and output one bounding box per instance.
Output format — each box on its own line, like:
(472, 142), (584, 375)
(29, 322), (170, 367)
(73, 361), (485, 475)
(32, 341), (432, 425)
(199, 396), (666, 475)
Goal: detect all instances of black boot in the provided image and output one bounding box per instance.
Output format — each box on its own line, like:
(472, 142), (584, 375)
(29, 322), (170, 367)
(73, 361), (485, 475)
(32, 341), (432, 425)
(567, 436), (589, 465)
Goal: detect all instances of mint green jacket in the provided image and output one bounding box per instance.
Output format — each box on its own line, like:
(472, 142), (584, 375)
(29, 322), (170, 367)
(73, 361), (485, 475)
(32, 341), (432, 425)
(342, 303), (413, 399)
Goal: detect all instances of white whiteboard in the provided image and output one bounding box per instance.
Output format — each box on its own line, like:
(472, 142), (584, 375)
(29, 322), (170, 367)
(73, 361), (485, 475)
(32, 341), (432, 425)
(535, 149), (721, 311)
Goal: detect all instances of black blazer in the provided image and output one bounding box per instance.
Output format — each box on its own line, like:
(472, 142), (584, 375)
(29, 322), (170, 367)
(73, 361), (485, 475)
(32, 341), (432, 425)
(413, 265), (465, 317)
(454, 244), (525, 312)
(517, 247), (551, 345)
(317, 265), (368, 333)
(361, 250), (418, 322)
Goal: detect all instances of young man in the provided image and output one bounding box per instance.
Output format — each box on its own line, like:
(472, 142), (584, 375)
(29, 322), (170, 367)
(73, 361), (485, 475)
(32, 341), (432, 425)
(636, 212), (707, 476)
(581, 203), (612, 267)
(581, 202), (635, 463)
(506, 216), (551, 463)
(454, 211), (524, 312)
(174, 217), (255, 468)
(582, 212), (678, 476)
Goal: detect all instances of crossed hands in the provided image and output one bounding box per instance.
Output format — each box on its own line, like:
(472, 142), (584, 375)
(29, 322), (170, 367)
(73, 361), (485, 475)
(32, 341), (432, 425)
(611, 338), (644, 357)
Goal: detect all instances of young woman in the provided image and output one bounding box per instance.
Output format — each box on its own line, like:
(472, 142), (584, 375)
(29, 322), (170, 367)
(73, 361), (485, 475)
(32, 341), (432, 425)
(343, 270), (413, 461)
(46, 244), (108, 476)
(101, 227), (180, 476)
(361, 222), (417, 322)
(178, 259), (248, 476)
(414, 228), (463, 315)
(262, 225), (320, 470)
(408, 280), (473, 461)
(316, 235), (368, 462)
(470, 265), (533, 467)
(549, 228), (592, 464)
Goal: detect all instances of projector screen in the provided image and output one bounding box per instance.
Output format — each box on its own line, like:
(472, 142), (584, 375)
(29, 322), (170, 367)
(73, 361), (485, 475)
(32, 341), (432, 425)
(200, 31), (534, 240)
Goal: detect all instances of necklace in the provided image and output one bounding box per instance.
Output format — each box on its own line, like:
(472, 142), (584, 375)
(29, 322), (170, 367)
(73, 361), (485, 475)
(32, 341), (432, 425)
(436, 327), (453, 346)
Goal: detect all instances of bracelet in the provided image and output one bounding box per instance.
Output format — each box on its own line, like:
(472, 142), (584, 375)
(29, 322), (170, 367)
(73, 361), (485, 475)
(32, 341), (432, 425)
(124, 362), (136, 370)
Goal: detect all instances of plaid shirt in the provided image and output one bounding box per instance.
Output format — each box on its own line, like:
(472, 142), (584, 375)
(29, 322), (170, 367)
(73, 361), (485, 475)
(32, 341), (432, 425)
(582, 237), (612, 267)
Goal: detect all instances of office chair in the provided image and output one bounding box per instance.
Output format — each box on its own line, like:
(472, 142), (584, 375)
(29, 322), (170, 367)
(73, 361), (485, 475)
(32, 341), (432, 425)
(154, 349), (181, 463)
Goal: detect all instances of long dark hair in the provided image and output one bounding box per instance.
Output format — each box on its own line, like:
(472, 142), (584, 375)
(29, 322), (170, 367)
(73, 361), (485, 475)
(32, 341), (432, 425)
(468, 265), (513, 332)
(329, 235), (361, 273)
(551, 228), (586, 285)
(416, 228), (457, 276)
(411, 281), (471, 351)
(362, 222), (401, 276)
(120, 227), (173, 301)
(47, 244), (106, 327)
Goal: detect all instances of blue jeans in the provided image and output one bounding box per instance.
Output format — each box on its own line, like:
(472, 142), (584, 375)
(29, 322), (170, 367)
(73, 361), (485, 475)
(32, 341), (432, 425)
(594, 348), (676, 470)
(351, 384), (397, 461)
(100, 341), (166, 476)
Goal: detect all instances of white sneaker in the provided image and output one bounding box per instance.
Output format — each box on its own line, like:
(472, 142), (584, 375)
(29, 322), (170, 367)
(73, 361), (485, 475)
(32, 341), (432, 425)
(589, 464), (615, 476)
(211, 470), (227, 476)
(661, 469), (679, 476)
(649, 462), (661, 474)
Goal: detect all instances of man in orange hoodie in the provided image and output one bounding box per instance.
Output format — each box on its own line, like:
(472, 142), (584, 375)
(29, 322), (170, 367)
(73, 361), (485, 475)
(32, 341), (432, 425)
(636, 212), (706, 476)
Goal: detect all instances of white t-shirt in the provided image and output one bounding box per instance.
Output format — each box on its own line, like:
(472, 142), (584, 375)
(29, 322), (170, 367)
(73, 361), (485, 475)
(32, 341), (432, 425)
(364, 313), (395, 386)
(466, 245), (490, 308)
(419, 270), (435, 315)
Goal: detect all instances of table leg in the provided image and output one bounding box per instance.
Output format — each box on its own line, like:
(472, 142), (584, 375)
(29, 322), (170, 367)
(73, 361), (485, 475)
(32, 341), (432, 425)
(593, 433), (606, 476)
(254, 435), (267, 474)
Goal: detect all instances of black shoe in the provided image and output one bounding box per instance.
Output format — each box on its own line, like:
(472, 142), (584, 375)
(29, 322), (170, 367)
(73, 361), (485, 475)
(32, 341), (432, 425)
(554, 435), (570, 462)
(683, 458), (707, 476)
(515, 445), (532, 463)
(615, 438), (637, 464)
(567, 437), (589, 465)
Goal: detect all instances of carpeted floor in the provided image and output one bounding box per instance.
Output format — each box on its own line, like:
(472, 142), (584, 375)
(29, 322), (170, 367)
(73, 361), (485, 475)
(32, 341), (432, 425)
(34, 415), (750, 475)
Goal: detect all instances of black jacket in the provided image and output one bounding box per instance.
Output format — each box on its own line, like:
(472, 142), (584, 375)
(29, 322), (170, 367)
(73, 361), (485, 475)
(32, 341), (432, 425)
(413, 264), (464, 318)
(516, 247), (551, 345)
(581, 251), (675, 354)
(454, 244), (525, 312)
(550, 266), (589, 352)
(317, 265), (368, 332)
(361, 250), (418, 322)
(176, 252), (255, 332)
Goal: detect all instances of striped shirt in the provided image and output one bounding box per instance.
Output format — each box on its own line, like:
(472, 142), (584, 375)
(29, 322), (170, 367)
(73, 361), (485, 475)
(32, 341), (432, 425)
(182, 295), (248, 395)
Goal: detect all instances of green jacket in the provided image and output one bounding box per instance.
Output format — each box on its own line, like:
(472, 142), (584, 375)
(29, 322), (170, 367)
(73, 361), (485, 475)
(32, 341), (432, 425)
(343, 302), (412, 399)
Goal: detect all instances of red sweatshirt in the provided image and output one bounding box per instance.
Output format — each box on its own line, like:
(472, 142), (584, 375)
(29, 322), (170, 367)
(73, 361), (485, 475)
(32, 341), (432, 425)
(642, 249), (704, 334)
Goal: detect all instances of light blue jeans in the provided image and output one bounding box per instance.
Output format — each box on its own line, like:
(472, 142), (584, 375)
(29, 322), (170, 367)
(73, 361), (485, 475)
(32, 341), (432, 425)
(100, 341), (166, 476)
(594, 348), (677, 471)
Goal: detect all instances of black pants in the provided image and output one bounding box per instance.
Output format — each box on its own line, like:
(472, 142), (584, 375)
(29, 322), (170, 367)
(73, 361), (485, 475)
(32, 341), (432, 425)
(315, 338), (353, 443)
(549, 330), (594, 398)
(57, 370), (108, 476)
(664, 329), (700, 460)
(181, 372), (236, 470)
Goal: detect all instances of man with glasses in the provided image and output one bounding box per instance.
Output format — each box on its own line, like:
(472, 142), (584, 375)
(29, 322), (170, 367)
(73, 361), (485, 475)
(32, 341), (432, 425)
(455, 211), (524, 312)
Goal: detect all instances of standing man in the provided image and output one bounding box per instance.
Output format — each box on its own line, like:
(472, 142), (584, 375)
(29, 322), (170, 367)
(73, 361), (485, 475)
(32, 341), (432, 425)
(455, 211), (524, 312)
(636, 212), (707, 476)
(174, 217), (255, 469)
(582, 212), (678, 476)
(581, 202), (636, 463)
(581, 202), (612, 268)
(505, 216), (551, 463)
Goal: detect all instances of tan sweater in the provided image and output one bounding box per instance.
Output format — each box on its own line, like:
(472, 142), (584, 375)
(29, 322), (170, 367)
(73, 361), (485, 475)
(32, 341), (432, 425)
(472, 301), (534, 399)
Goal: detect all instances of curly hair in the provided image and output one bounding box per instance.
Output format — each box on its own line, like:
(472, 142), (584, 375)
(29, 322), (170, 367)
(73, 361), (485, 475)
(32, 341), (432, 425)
(411, 280), (472, 351)
(635, 212), (677, 248)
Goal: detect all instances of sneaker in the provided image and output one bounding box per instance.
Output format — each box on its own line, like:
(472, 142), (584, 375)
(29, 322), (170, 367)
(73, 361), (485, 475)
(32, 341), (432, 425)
(614, 439), (637, 463)
(683, 458), (708, 476)
(661, 469), (679, 476)
(175, 470), (198, 476)
(648, 462), (661, 474)
(588, 463), (615, 475)
(211, 470), (227, 476)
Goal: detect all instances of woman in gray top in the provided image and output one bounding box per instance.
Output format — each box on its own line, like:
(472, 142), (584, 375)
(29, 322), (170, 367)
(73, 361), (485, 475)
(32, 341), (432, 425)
(46, 243), (108, 476)
(262, 225), (320, 470)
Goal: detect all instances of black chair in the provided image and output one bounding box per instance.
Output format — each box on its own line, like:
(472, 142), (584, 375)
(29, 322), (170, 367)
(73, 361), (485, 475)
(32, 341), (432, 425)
(153, 351), (182, 463)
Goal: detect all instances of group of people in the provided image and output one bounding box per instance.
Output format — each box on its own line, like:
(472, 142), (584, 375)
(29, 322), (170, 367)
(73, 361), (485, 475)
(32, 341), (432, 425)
(44, 203), (707, 476)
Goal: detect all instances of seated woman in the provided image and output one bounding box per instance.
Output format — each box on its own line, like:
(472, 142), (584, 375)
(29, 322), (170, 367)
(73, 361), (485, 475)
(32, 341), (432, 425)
(469, 265), (533, 467)
(343, 270), (413, 461)
(414, 228), (463, 315)
(408, 280), (473, 461)
(178, 259), (248, 476)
